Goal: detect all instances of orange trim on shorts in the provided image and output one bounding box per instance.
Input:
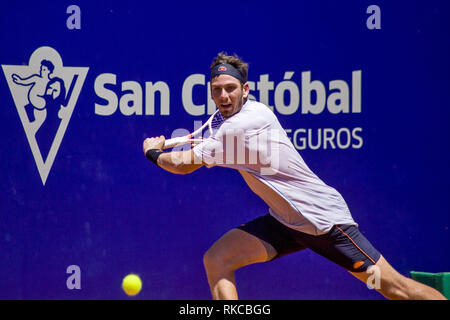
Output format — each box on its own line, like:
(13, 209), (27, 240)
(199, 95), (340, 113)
(335, 225), (376, 265)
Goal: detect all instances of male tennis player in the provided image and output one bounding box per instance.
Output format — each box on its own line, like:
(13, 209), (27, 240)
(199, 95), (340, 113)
(143, 53), (446, 300)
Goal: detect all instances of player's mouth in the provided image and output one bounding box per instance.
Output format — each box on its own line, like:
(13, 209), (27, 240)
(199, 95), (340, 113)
(220, 104), (233, 110)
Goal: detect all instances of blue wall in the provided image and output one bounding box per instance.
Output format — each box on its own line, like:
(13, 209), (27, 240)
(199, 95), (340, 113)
(0, 0), (449, 299)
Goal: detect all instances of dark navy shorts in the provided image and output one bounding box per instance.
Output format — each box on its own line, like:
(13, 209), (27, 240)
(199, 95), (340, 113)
(237, 214), (381, 272)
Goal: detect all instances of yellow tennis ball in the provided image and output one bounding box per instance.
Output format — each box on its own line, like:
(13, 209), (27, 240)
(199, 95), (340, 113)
(122, 274), (142, 296)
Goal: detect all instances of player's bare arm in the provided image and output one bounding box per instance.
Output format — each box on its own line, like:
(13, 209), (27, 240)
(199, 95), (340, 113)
(142, 136), (203, 174)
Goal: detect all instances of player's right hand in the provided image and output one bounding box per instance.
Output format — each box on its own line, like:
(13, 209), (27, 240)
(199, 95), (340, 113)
(143, 135), (165, 154)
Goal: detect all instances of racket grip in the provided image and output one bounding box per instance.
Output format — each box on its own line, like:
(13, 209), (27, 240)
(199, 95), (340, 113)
(163, 136), (188, 149)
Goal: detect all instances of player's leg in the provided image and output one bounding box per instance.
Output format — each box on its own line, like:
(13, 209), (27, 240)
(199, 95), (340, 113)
(297, 224), (443, 299)
(203, 214), (305, 300)
(308, 224), (446, 300)
(349, 255), (447, 300)
(203, 228), (277, 300)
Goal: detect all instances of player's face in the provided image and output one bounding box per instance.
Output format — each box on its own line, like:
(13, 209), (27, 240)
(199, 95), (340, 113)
(211, 74), (249, 118)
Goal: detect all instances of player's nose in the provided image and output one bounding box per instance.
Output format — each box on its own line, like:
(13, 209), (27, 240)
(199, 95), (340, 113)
(218, 88), (229, 101)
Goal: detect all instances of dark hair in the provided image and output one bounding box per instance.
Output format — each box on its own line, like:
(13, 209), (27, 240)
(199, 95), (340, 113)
(41, 59), (55, 73)
(210, 52), (249, 83)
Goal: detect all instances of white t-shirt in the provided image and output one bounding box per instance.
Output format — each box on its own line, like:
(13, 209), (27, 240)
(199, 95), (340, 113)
(193, 99), (356, 235)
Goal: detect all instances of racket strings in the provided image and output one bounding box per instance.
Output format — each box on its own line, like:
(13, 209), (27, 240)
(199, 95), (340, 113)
(199, 111), (226, 141)
(211, 112), (226, 130)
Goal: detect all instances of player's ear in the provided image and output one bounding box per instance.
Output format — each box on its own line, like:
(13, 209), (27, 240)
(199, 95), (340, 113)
(242, 82), (250, 99)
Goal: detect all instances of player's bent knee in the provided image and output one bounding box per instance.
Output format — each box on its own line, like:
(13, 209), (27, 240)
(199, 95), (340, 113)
(203, 247), (240, 274)
(203, 249), (227, 273)
(380, 285), (409, 300)
(379, 275), (410, 300)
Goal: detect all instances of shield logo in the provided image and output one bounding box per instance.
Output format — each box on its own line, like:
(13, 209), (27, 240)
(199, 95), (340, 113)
(2, 46), (89, 185)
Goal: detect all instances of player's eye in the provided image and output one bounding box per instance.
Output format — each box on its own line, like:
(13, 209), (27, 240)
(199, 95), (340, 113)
(226, 85), (237, 93)
(212, 88), (222, 97)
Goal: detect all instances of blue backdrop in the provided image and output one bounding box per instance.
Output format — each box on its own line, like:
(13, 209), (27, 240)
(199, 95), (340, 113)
(0, 0), (449, 299)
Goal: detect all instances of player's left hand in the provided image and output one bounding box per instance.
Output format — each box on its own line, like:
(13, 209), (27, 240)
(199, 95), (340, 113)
(143, 135), (165, 154)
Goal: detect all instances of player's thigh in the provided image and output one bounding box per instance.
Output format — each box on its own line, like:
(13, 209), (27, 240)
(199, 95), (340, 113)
(204, 228), (277, 270)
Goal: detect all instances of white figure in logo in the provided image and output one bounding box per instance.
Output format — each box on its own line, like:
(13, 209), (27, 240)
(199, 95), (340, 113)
(11, 59), (54, 131)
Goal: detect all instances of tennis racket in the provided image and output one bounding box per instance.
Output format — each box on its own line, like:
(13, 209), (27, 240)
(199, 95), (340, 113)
(162, 110), (224, 149)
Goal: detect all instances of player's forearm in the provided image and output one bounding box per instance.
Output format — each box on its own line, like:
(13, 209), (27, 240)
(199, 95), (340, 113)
(143, 137), (203, 174)
(157, 151), (202, 175)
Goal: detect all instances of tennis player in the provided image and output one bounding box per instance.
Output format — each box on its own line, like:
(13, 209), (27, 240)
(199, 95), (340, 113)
(143, 53), (446, 300)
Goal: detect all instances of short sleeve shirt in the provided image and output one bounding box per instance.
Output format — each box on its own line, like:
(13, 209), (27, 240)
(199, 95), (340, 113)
(193, 100), (356, 235)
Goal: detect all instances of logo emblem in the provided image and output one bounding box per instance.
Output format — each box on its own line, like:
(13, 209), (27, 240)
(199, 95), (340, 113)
(218, 66), (227, 71)
(2, 46), (89, 185)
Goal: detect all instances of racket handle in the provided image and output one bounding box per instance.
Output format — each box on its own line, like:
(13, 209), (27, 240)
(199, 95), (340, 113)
(163, 136), (189, 149)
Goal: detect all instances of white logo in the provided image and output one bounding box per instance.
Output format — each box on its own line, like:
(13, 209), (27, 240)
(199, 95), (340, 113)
(2, 46), (89, 185)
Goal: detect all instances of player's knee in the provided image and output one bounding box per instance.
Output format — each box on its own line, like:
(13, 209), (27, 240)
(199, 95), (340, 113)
(203, 248), (233, 274)
(380, 276), (410, 300)
(203, 249), (221, 272)
(381, 286), (407, 300)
